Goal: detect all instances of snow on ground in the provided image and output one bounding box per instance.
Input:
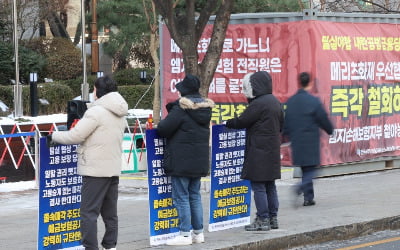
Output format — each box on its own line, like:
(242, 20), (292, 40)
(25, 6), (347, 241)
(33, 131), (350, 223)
(0, 180), (37, 192)
(0, 109), (153, 125)
(0, 100), (9, 112)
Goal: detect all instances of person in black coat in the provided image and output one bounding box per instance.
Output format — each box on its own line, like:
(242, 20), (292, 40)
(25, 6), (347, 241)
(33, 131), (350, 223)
(225, 71), (284, 231)
(283, 72), (334, 206)
(157, 74), (214, 246)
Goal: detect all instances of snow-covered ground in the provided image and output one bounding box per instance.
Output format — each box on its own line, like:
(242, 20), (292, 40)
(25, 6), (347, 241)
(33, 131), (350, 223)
(0, 109), (153, 125)
(0, 180), (37, 192)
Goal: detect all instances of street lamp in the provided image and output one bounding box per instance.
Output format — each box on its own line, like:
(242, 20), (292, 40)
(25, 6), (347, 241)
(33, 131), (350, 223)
(81, 0), (89, 101)
(29, 72), (38, 117)
(140, 70), (147, 83)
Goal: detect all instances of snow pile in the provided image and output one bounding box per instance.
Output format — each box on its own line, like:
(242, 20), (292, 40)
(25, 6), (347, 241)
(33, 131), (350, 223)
(0, 180), (37, 192)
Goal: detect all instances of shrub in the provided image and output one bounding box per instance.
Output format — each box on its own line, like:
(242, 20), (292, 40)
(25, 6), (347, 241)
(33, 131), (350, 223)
(0, 83), (74, 115)
(118, 85), (153, 110)
(0, 41), (46, 85)
(24, 37), (83, 80)
(113, 67), (155, 85)
(0, 84), (153, 116)
(0, 85), (13, 109)
(35, 83), (74, 114)
(18, 46), (46, 84)
(60, 75), (97, 97)
(0, 42), (13, 85)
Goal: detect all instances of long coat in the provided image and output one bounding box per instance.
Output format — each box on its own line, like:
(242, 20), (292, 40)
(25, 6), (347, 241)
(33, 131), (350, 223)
(52, 92), (128, 177)
(157, 95), (214, 177)
(283, 89), (333, 166)
(226, 71), (284, 182)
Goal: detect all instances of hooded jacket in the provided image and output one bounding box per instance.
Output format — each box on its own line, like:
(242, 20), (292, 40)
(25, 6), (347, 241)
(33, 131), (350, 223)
(157, 95), (214, 177)
(226, 71), (284, 181)
(52, 92), (128, 177)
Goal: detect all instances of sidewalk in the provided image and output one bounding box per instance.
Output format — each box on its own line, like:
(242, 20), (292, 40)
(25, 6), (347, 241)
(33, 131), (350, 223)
(1, 168), (400, 249)
(116, 168), (400, 249)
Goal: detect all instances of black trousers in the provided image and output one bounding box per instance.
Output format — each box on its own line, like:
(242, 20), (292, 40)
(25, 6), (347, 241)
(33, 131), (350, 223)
(80, 176), (119, 250)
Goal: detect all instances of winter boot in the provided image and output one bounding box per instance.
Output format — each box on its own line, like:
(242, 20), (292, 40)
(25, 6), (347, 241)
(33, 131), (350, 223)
(245, 217), (270, 231)
(258, 217), (271, 231)
(245, 217), (260, 231)
(270, 216), (279, 229)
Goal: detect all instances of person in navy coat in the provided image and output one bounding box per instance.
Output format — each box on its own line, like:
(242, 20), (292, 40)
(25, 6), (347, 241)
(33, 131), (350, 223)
(283, 72), (333, 206)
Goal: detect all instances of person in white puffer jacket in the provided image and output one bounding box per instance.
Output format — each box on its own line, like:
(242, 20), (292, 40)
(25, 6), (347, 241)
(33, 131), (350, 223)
(50, 75), (128, 250)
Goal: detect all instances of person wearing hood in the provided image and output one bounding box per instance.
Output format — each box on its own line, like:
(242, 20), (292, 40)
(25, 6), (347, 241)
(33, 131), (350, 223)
(49, 75), (128, 250)
(157, 74), (214, 246)
(225, 71), (284, 231)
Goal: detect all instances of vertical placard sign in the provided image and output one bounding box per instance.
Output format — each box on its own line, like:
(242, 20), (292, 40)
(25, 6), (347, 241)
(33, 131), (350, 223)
(209, 125), (251, 231)
(145, 129), (179, 246)
(38, 137), (83, 250)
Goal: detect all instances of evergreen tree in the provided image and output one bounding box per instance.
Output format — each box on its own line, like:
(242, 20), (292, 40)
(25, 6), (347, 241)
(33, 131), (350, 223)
(96, 0), (148, 69)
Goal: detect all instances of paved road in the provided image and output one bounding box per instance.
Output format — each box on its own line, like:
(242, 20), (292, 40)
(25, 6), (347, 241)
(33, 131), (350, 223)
(289, 229), (400, 250)
(1, 168), (400, 249)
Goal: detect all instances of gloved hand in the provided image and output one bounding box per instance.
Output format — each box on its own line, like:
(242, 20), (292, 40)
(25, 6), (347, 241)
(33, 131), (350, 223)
(225, 119), (234, 128)
(46, 134), (58, 148)
(166, 102), (174, 113)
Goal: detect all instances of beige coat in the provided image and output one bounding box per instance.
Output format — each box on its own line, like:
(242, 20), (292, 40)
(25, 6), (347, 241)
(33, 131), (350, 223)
(52, 92), (128, 177)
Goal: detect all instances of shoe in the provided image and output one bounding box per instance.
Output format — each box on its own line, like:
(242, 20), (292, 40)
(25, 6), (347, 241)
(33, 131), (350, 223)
(166, 235), (192, 246)
(303, 200), (316, 206)
(103, 248), (116, 250)
(245, 217), (270, 231)
(270, 216), (279, 229)
(192, 232), (205, 243)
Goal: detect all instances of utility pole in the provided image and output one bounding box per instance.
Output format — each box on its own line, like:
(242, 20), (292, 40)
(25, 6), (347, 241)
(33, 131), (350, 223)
(13, 0), (22, 117)
(81, 0), (89, 101)
(91, 0), (99, 74)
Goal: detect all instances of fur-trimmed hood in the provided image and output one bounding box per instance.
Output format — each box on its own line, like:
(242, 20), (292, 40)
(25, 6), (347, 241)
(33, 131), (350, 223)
(179, 96), (215, 110)
(179, 96), (214, 125)
(243, 71), (273, 99)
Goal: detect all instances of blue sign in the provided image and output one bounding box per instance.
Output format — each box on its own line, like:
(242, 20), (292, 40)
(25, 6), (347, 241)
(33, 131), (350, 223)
(208, 125), (251, 231)
(145, 129), (179, 246)
(38, 137), (83, 250)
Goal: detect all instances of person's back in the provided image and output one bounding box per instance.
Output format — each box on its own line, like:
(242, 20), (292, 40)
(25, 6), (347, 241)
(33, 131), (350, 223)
(283, 72), (333, 206)
(284, 72), (333, 166)
(226, 71), (284, 231)
(157, 85), (214, 177)
(50, 75), (128, 249)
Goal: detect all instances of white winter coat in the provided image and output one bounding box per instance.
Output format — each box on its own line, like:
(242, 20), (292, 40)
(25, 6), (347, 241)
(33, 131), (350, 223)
(52, 92), (128, 177)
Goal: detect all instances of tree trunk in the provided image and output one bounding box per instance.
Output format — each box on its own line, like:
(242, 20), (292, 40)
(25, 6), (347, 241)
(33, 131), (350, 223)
(150, 32), (161, 124)
(47, 11), (70, 38)
(153, 0), (234, 98)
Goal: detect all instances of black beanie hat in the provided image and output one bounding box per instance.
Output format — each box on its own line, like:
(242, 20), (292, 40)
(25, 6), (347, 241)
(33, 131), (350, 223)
(95, 75), (118, 98)
(176, 74), (200, 96)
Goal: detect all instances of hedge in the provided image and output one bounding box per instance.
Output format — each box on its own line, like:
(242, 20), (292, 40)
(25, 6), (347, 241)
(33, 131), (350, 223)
(113, 68), (155, 85)
(0, 84), (154, 116)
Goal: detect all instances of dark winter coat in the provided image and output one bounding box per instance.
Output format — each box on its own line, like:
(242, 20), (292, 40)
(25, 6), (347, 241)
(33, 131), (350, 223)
(225, 71), (284, 182)
(157, 95), (214, 177)
(283, 89), (334, 166)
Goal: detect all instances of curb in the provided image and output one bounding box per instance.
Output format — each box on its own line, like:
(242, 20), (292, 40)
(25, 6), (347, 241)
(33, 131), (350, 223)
(219, 215), (400, 250)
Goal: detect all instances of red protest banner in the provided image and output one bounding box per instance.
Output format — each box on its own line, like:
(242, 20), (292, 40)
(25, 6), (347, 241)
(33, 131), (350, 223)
(161, 20), (400, 166)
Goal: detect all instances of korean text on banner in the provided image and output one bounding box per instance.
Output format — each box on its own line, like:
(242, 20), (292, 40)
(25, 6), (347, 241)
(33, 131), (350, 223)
(38, 137), (83, 250)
